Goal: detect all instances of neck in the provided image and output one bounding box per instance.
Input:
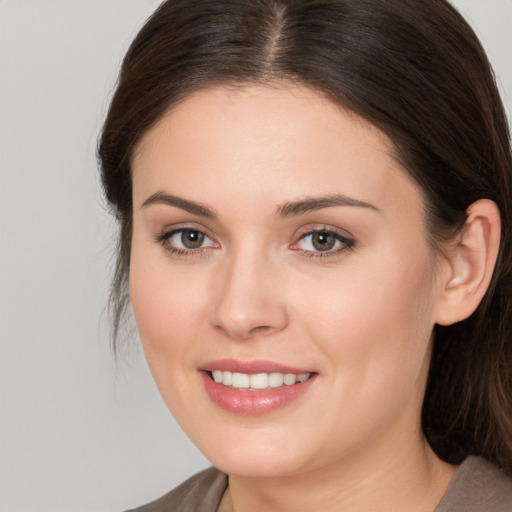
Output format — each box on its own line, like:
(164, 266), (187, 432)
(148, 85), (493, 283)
(223, 432), (457, 512)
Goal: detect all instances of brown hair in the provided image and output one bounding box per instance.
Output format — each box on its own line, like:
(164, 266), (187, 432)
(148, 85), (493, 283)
(98, 0), (512, 473)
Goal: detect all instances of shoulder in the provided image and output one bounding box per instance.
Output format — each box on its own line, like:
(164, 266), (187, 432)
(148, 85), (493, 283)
(125, 467), (228, 512)
(435, 456), (512, 512)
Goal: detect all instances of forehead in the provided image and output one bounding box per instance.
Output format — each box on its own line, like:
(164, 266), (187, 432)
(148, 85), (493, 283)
(131, 84), (423, 220)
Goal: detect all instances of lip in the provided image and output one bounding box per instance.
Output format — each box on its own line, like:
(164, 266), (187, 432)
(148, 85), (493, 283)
(199, 359), (317, 416)
(200, 358), (313, 374)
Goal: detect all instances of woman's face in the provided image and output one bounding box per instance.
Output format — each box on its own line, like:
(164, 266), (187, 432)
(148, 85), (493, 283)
(130, 85), (445, 478)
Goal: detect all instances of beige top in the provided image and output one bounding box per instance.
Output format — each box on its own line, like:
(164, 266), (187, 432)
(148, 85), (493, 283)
(127, 456), (512, 512)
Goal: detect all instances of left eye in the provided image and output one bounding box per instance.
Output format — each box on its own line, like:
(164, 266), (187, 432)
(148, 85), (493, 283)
(166, 228), (216, 250)
(296, 230), (353, 253)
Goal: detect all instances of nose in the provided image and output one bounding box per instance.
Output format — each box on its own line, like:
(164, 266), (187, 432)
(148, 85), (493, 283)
(211, 249), (289, 340)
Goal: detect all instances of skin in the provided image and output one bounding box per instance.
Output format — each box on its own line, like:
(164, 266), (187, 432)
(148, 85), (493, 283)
(130, 84), (460, 511)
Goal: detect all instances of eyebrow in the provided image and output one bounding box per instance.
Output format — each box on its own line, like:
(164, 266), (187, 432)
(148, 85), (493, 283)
(141, 191), (379, 219)
(141, 192), (217, 218)
(276, 194), (379, 218)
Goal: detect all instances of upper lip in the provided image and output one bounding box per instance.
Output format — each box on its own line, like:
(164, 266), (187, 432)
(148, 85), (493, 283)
(199, 359), (314, 374)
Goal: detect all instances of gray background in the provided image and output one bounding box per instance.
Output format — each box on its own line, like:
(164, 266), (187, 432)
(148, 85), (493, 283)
(0, 1), (510, 511)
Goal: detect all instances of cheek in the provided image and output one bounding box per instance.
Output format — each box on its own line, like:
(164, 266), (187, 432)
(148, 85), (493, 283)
(129, 239), (207, 366)
(129, 246), (213, 425)
(296, 247), (436, 408)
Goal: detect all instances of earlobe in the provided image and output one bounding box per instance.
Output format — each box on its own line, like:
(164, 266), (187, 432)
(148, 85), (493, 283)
(435, 199), (501, 326)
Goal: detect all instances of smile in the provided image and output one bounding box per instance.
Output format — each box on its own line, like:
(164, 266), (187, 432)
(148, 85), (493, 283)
(200, 361), (318, 415)
(210, 370), (311, 390)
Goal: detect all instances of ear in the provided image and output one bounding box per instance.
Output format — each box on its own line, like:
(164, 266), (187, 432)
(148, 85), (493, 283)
(435, 199), (501, 326)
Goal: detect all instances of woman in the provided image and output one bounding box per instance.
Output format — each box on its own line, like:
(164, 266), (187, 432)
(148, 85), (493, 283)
(98, 0), (512, 510)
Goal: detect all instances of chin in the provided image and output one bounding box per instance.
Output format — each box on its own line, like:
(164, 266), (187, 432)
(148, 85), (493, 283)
(209, 450), (310, 479)
(188, 423), (317, 478)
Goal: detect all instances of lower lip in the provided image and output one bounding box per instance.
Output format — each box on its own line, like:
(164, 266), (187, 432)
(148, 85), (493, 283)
(200, 371), (316, 415)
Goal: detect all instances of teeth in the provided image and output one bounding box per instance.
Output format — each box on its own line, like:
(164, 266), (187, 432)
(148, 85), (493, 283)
(232, 372), (250, 388)
(250, 373), (269, 389)
(283, 373), (296, 385)
(269, 372), (284, 388)
(222, 371), (233, 386)
(210, 371), (311, 390)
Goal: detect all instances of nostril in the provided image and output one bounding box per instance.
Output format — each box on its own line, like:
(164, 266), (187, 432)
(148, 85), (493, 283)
(250, 325), (272, 335)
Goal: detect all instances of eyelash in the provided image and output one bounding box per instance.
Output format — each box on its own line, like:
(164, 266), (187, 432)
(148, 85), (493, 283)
(292, 228), (355, 259)
(155, 227), (355, 259)
(155, 227), (217, 257)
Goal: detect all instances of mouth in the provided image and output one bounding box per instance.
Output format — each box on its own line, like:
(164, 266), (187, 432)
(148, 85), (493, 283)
(208, 370), (312, 390)
(199, 360), (318, 415)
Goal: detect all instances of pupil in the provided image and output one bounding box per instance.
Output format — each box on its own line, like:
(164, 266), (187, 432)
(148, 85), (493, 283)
(313, 232), (335, 251)
(181, 229), (204, 249)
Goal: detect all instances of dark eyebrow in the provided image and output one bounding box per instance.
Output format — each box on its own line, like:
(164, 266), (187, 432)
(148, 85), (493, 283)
(276, 195), (379, 218)
(141, 192), (217, 218)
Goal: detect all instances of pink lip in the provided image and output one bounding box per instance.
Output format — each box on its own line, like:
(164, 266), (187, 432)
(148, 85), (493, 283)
(199, 359), (317, 416)
(200, 358), (313, 374)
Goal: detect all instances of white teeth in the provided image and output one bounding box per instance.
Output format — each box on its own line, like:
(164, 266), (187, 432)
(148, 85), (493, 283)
(268, 372), (285, 388)
(250, 373), (269, 389)
(283, 373), (297, 385)
(210, 371), (311, 390)
(232, 372), (250, 388)
(222, 371), (233, 386)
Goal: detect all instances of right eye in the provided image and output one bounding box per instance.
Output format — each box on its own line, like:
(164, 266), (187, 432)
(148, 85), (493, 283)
(157, 228), (218, 254)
